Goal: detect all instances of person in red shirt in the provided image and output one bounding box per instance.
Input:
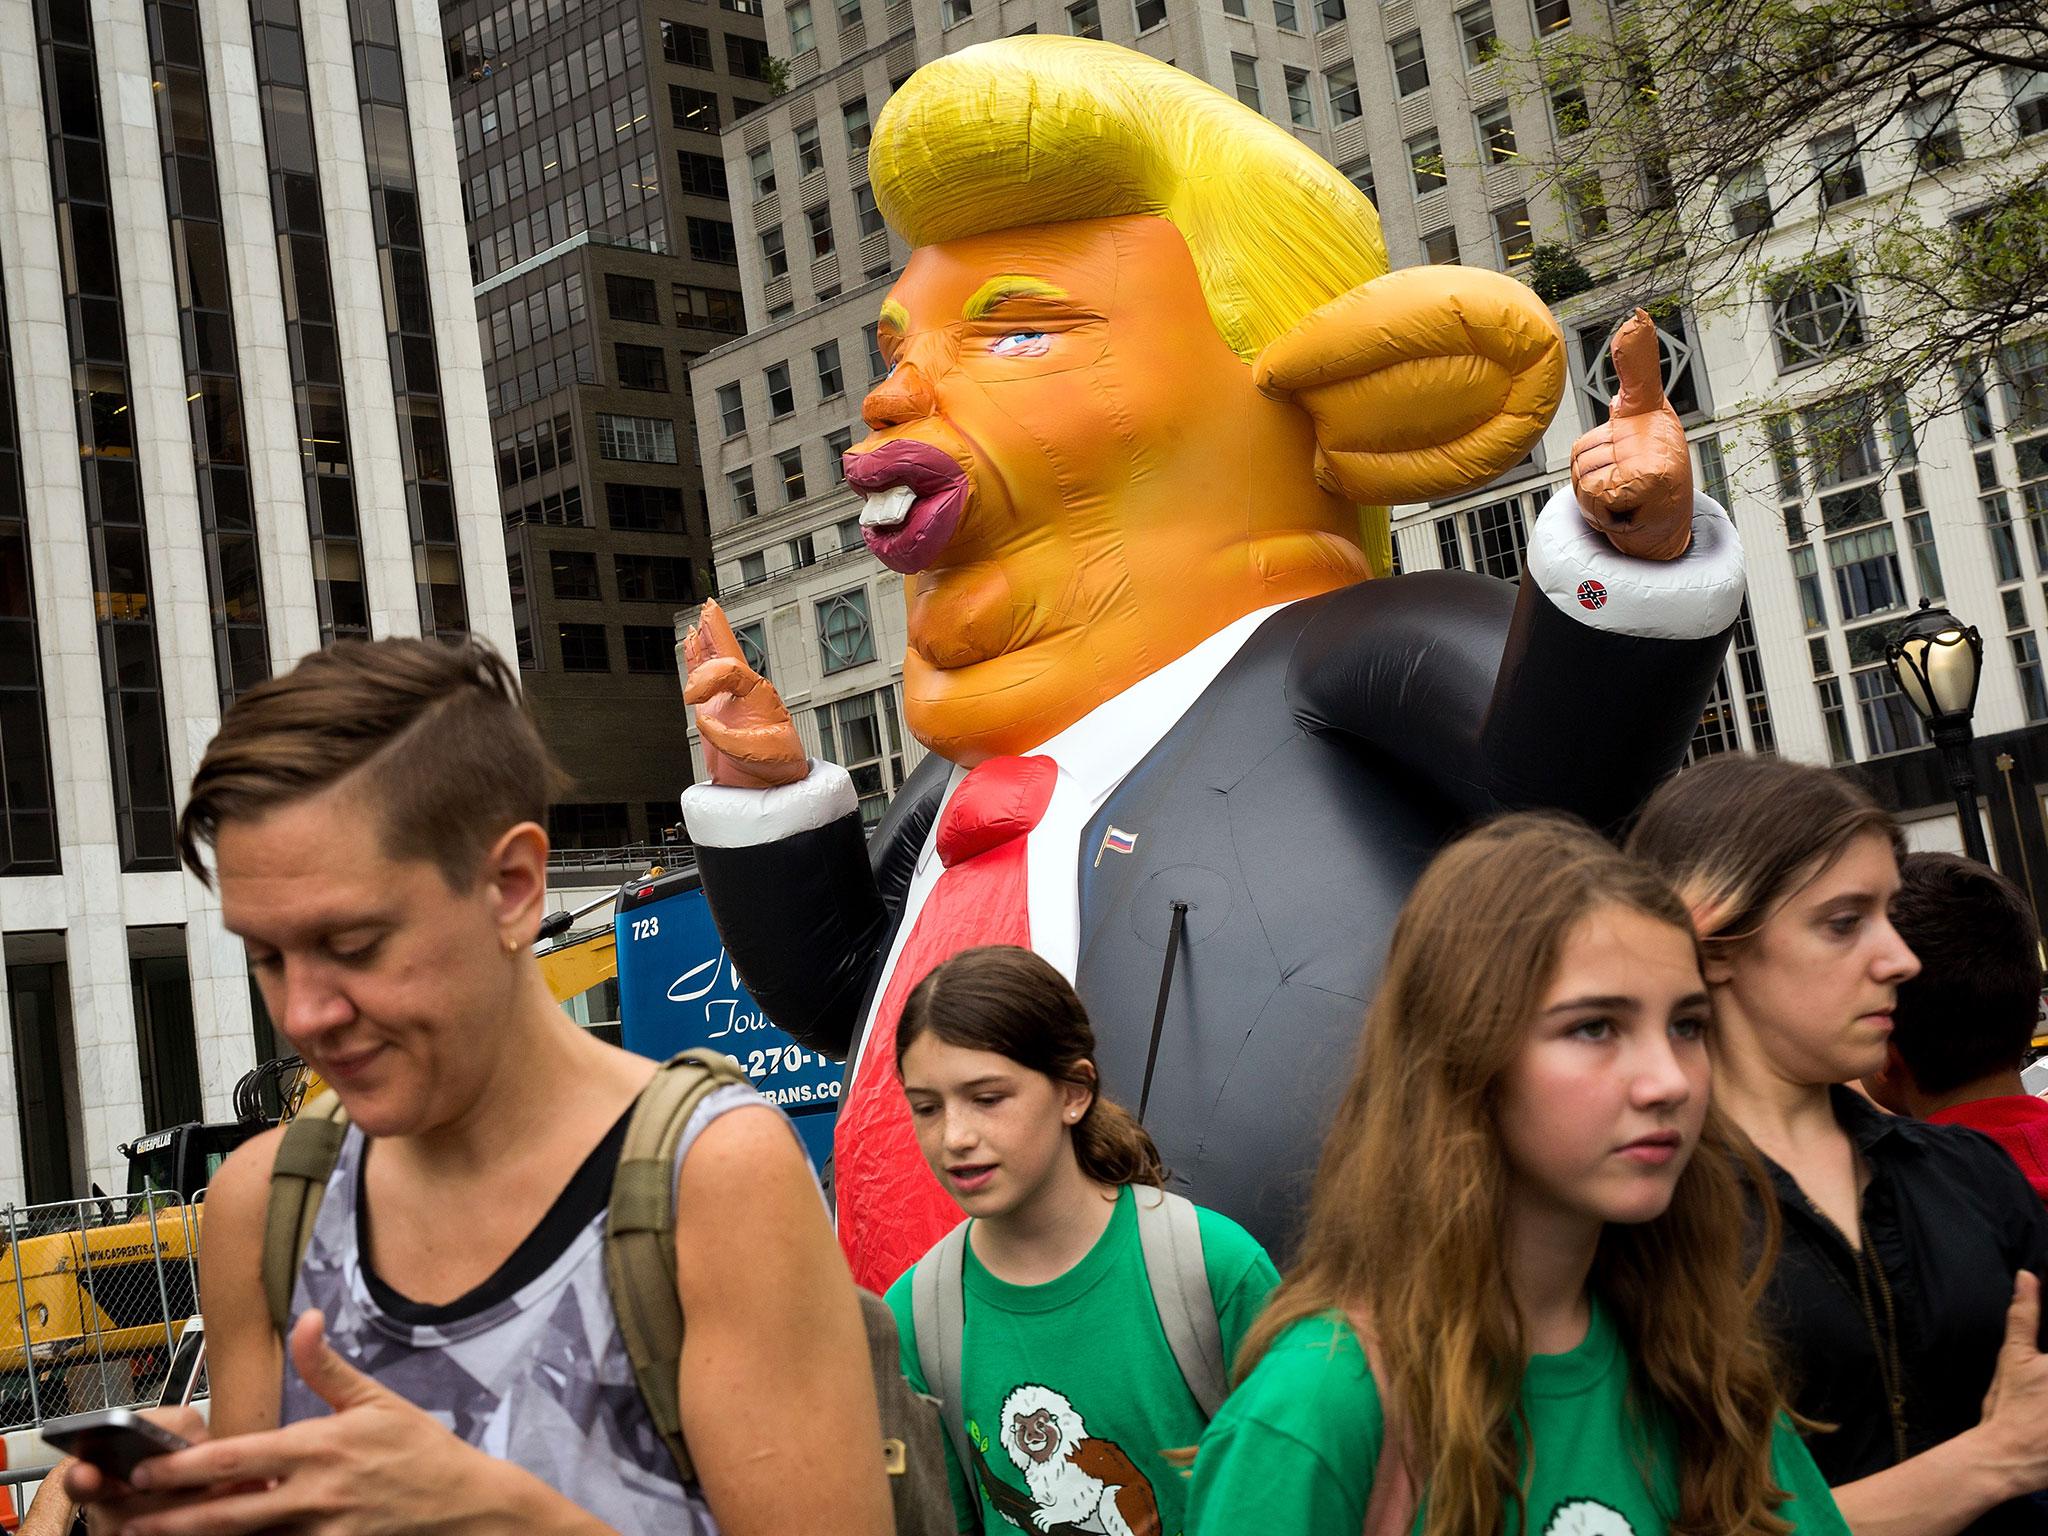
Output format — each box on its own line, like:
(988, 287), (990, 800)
(1866, 851), (2048, 1199)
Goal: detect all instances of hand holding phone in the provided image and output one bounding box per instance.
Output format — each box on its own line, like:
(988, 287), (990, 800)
(41, 1409), (191, 1483)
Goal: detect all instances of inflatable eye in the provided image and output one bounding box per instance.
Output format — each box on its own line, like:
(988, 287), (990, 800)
(989, 331), (1051, 358)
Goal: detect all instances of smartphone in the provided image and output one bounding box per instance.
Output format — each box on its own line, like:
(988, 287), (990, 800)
(41, 1407), (191, 1481)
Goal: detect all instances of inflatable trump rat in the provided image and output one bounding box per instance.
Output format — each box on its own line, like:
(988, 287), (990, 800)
(680, 37), (1741, 1291)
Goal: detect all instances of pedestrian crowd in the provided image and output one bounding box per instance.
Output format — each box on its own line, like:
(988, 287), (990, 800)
(43, 641), (2048, 1536)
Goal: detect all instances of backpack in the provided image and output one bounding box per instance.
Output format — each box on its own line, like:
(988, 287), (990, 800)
(259, 1049), (955, 1536)
(907, 1184), (1228, 1486)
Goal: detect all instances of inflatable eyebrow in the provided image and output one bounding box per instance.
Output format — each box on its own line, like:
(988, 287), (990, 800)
(681, 37), (1740, 1291)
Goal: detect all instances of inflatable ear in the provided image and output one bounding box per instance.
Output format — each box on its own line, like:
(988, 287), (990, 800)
(1253, 266), (1566, 506)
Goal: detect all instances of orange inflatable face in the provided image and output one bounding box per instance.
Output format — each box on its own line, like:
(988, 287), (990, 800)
(847, 215), (1369, 765)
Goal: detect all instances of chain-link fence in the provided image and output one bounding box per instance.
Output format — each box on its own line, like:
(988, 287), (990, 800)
(0, 1188), (203, 1433)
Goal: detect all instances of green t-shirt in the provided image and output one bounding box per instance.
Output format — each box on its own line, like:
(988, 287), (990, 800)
(1187, 1305), (1851, 1536)
(886, 1184), (1280, 1536)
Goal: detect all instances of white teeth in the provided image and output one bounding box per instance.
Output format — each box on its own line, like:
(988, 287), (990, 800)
(860, 485), (916, 528)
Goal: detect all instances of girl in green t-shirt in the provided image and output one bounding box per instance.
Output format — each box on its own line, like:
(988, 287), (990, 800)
(1189, 815), (1848, 1536)
(885, 944), (1280, 1536)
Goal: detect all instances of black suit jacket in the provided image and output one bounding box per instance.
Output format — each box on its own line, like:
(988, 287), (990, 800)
(695, 569), (1731, 1256)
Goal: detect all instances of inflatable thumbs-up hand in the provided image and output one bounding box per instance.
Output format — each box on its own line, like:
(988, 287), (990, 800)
(1568, 310), (1694, 562)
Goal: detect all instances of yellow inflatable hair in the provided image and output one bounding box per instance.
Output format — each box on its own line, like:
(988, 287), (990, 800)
(868, 36), (1398, 570)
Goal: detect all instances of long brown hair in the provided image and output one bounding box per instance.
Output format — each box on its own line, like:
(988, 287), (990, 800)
(1626, 754), (1900, 960)
(896, 945), (1166, 1189)
(1240, 815), (1792, 1536)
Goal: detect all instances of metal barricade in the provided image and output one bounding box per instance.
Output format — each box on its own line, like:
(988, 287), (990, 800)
(0, 1187), (203, 1435)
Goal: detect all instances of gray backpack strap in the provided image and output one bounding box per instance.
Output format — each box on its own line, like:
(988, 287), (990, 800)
(262, 1090), (351, 1337)
(911, 1220), (972, 1480)
(1134, 1187), (1226, 1417)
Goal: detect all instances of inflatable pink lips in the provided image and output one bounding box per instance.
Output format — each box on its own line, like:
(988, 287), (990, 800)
(843, 441), (970, 574)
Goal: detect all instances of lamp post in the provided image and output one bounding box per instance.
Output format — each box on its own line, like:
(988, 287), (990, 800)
(1886, 597), (1990, 864)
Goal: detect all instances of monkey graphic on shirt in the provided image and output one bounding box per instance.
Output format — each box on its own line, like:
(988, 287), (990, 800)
(976, 1382), (1161, 1536)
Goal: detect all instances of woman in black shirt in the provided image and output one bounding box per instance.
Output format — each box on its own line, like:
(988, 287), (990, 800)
(1632, 755), (2048, 1536)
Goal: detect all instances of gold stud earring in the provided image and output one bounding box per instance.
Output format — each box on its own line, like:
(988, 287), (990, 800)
(504, 936), (520, 957)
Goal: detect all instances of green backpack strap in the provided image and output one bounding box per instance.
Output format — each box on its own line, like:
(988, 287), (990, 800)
(908, 1220), (971, 1480)
(602, 1048), (753, 1487)
(1132, 1186), (1227, 1418)
(261, 1089), (352, 1337)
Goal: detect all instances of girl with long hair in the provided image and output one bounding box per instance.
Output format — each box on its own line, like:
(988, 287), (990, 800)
(1632, 756), (2048, 1535)
(1190, 814), (1846, 1536)
(883, 944), (1280, 1536)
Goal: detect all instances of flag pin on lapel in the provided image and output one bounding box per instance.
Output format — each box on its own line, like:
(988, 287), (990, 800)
(1094, 825), (1138, 867)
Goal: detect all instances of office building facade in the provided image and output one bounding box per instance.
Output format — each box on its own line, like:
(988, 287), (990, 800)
(443, 0), (767, 849)
(0, 0), (507, 1197)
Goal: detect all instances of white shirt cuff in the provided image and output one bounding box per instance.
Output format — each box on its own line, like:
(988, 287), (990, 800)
(1525, 485), (1746, 641)
(681, 759), (859, 848)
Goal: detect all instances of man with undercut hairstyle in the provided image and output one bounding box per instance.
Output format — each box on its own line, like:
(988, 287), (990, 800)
(679, 36), (1748, 1291)
(1868, 851), (2048, 1202)
(71, 639), (894, 1536)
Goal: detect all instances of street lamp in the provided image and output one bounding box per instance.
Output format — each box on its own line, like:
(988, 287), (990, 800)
(1886, 597), (1990, 863)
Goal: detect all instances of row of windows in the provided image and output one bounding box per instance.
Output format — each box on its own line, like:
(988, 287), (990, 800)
(717, 340), (848, 435)
(557, 621), (688, 672)
(445, 0), (605, 82)
(461, 83), (646, 224)
(1059, 0), (1560, 42)
(597, 411), (679, 463)
(548, 549), (696, 605)
(492, 343), (597, 415)
(468, 159), (666, 284)
(602, 272), (746, 337)
(479, 271), (586, 366)
(668, 80), (765, 135)
(727, 427), (857, 518)
(0, 265), (58, 875)
(496, 412), (576, 489)
(459, 21), (644, 152)
(744, 98), (871, 197)
(503, 482), (585, 528)
(732, 514), (865, 588)
(758, 188), (887, 277)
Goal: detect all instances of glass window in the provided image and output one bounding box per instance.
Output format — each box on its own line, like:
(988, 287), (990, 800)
(1465, 497), (1528, 581)
(1422, 227), (1460, 264)
(1790, 544), (1827, 630)
(727, 33), (771, 79)
(766, 362), (795, 416)
(740, 549), (766, 583)
(1134, 0), (1165, 29)
(2001, 336), (2048, 433)
(827, 426), (854, 460)
(1068, 0), (1102, 34)
(731, 466), (759, 518)
(843, 97), (872, 150)
(942, 0), (972, 22)
(670, 84), (719, 132)
(1827, 524), (1905, 622)
(806, 203), (834, 258)
(1816, 677), (1853, 765)
(717, 381), (745, 436)
(2012, 67), (2048, 138)
(606, 482), (685, 531)
(796, 121), (822, 176)
(816, 340), (844, 396)
(1549, 80), (1588, 136)
(1476, 101), (1516, 164)
(788, 0), (815, 51)
(559, 623), (609, 671)
(616, 554), (693, 603)
(817, 587), (877, 672)
(1575, 306), (1700, 426)
(677, 150), (728, 198)
(836, 512), (862, 549)
(1389, 31), (1428, 96)
(1407, 128), (1443, 192)
(854, 183), (885, 238)
(865, 322), (887, 379)
(1328, 65), (1362, 125)
(1723, 161), (1771, 236)
(1273, 0), (1297, 27)
(551, 548), (600, 600)
(1232, 54), (1260, 110)
(1346, 160), (1376, 204)
(1285, 67), (1313, 125)
(607, 273), (659, 323)
(615, 342), (668, 391)
(1532, 0), (1569, 31)
(1457, 2), (1494, 65)
(1434, 516), (1463, 570)
(761, 224), (788, 277)
(735, 620), (769, 676)
(1854, 666), (1925, 754)
(2016, 634), (2048, 722)
(1565, 174), (1608, 239)
(776, 446), (806, 503)
(1812, 128), (1865, 206)
(789, 531), (816, 568)
(1770, 266), (1865, 370)
(1906, 92), (1962, 168)
(596, 413), (678, 463)
(1316, 0), (1344, 27)
(623, 625), (675, 674)
(748, 144), (776, 198)
(663, 20), (712, 67)
(686, 216), (737, 263)
(1492, 201), (1532, 268)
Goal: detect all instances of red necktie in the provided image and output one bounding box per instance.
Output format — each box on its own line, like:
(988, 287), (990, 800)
(836, 755), (1057, 1292)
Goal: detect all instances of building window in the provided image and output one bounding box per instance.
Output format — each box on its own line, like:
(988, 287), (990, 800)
(1068, 0), (1102, 32)
(663, 20), (712, 66)
(1905, 509), (1944, 598)
(854, 183), (886, 238)
(807, 204), (835, 258)
(1732, 599), (1776, 752)
(1465, 497), (1529, 582)
(942, 0), (972, 22)
(1770, 263), (1865, 371)
(836, 512), (862, 549)
(1389, 31), (1428, 96)
(1828, 525), (1906, 622)
(1854, 666), (1925, 754)
(1815, 676), (1853, 764)
(607, 482), (685, 531)
(814, 688), (906, 827)
(1457, 2), (1495, 64)
(866, 322), (887, 380)
(616, 554), (693, 603)
(843, 97), (872, 150)
(717, 382), (746, 436)
(2002, 336), (2048, 432)
(1791, 545), (1827, 630)
(1422, 228), (1460, 264)
(615, 343), (669, 392)
(766, 362), (796, 416)
(1329, 65), (1363, 126)
(1231, 54), (1261, 110)
(731, 466), (758, 518)
(687, 217), (738, 263)
(1434, 516), (1464, 570)
(1273, 0), (1297, 28)
(1907, 92), (1962, 169)
(748, 145), (777, 199)
(739, 550), (766, 584)
(1316, 0), (1344, 28)
(677, 284), (743, 335)
(1812, 128), (1865, 206)
(550, 549), (601, 601)
(1574, 305), (1699, 426)
(1492, 201), (1533, 268)
(790, 531), (817, 568)
(0, 275), (57, 874)
(677, 150), (728, 198)
(1565, 174), (1608, 240)
(1723, 161), (1772, 236)
(818, 587), (877, 672)
(1346, 160), (1377, 204)
(797, 121), (823, 176)
(1476, 100), (1516, 164)
(777, 446), (807, 503)
(788, 0), (816, 52)
(816, 340), (845, 397)
(2016, 634), (2048, 722)
(597, 413), (679, 463)
(727, 33), (771, 80)
(607, 273), (660, 324)
(1684, 671), (1741, 764)
(550, 801), (630, 849)
(1549, 80), (1589, 137)
(1532, 0), (1569, 31)
(761, 224), (789, 278)
(560, 623), (610, 672)
(130, 931), (201, 1131)
(671, 84), (720, 132)
(735, 621), (769, 676)
(1134, 0), (1165, 30)
(1284, 67), (1314, 126)
(1407, 128), (1444, 193)
(2012, 67), (2048, 138)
